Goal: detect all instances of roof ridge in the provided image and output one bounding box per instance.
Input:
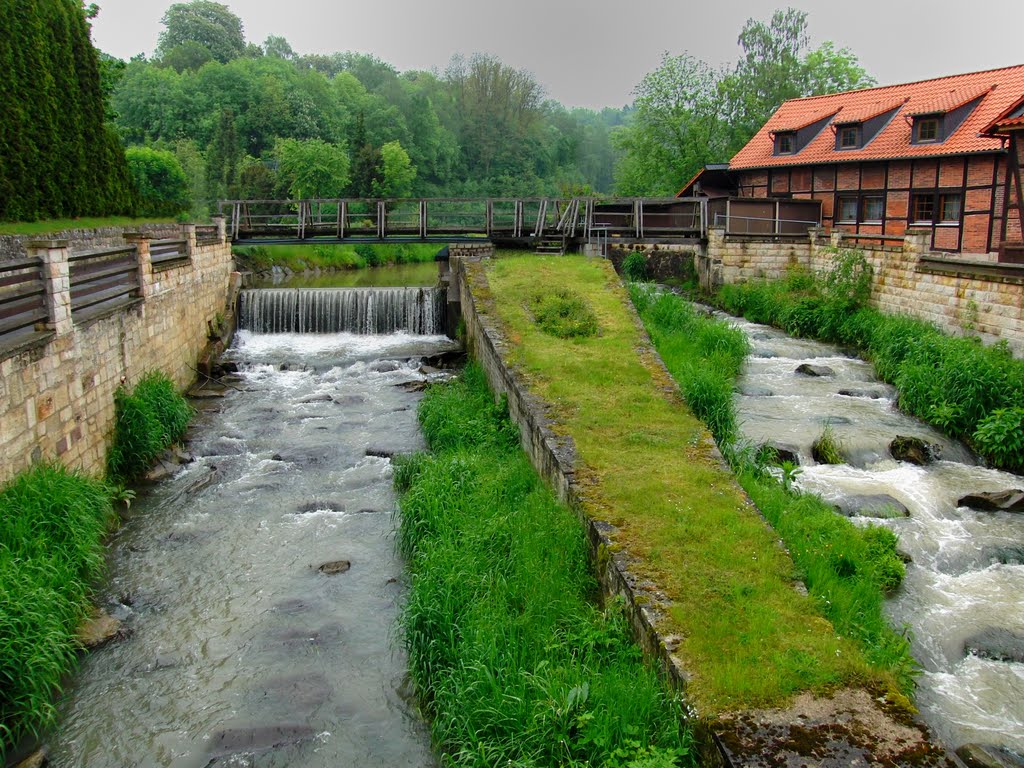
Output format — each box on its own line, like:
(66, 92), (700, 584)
(778, 63), (1024, 108)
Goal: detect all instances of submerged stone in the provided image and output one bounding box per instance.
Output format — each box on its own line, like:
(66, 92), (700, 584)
(964, 628), (1024, 663)
(795, 363), (834, 377)
(956, 743), (1024, 768)
(958, 490), (1024, 512)
(889, 435), (941, 465)
(833, 494), (910, 518)
(206, 724), (316, 758)
(77, 609), (128, 650)
(318, 560), (352, 575)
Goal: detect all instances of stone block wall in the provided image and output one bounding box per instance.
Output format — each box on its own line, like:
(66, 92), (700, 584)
(0, 222), (235, 483)
(607, 244), (698, 282)
(701, 227), (1024, 354)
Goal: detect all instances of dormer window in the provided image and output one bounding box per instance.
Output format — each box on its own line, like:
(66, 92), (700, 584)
(913, 115), (942, 143)
(838, 125), (860, 149)
(775, 132), (795, 155)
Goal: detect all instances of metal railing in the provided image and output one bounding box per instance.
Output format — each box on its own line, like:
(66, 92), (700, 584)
(0, 256), (48, 345)
(713, 213), (820, 235)
(69, 246), (140, 321)
(195, 225), (220, 245)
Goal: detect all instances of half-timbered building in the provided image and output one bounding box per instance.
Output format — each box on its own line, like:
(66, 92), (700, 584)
(717, 65), (1024, 256)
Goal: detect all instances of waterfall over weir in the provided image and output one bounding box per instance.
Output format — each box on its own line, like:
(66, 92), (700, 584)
(239, 287), (446, 335)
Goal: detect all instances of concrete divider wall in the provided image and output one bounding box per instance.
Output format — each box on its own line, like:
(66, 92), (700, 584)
(452, 254), (726, 765)
(0, 225), (236, 484)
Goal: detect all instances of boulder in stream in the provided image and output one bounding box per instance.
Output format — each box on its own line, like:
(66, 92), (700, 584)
(956, 743), (1024, 768)
(833, 494), (909, 519)
(837, 388), (887, 400)
(889, 435), (941, 465)
(318, 560), (352, 575)
(963, 627), (1024, 663)
(206, 724), (316, 759)
(958, 490), (1024, 512)
(761, 443), (800, 465)
(13, 749), (47, 768)
(76, 608), (129, 649)
(796, 363), (835, 377)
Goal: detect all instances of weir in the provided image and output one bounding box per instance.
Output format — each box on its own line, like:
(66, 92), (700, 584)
(238, 287), (447, 335)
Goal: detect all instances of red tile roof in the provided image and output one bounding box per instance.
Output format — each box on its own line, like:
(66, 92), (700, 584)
(833, 98), (907, 125)
(730, 64), (1024, 170)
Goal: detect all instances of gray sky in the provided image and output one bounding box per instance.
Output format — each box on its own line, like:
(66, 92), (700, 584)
(91, 0), (1024, 110)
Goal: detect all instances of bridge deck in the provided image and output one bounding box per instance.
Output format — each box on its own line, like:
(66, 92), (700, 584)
(221, 197), (707, 245)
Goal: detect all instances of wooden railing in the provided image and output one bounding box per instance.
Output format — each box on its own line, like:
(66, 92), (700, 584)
(222, 197), (707, 243)
(0, 256), (48, 346)
(195, 225), (220, 245)
(150, 238), (189, 270)
(69, 246), (140, 321)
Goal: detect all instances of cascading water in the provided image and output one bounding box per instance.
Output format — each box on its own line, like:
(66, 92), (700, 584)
(48, 310), (457, 765)
(239, 287), (447, 335)
(729, 314), (1024, 756)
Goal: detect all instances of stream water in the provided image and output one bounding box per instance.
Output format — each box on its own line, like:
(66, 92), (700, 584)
(49, 289), (456, 766)
(730, 315), (1024, 754)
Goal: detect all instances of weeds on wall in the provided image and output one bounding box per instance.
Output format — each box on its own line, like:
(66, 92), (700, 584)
(629, 283), (917, 698)
(394, 364), (696, 767)
(107, 372), (193, 482)
(0, 464), (115, 757)
(716, 250), (1024, 474)
(529, 287), (600, 339)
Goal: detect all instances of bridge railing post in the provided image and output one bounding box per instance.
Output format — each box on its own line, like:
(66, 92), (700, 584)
(29, 240), (73, 336)
(124, 233), (153, 299)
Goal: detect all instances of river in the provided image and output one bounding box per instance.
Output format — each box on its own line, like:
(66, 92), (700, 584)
(730, 315), (1024, 754)
(49, 287), (455, 766)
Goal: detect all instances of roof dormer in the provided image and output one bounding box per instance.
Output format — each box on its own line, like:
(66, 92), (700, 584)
(832, 98), (907, 151)
(907, 87), (991, 145)
(769, 109), (837, 157)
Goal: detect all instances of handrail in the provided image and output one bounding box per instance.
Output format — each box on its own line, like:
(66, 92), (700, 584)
(0, 257), (47, 340)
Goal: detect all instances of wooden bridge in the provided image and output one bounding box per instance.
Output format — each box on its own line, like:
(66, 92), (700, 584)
(220, 197), (708, 248)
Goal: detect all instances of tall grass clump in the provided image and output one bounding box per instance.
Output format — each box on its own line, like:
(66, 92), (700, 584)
(107, 371), (192, 482)
(0, 464), (115, 756)
(530, 287), (599, 339)
(713, 249), (1024, 473)
(631, 286), (916, 699)
(395, 364), (696, 767)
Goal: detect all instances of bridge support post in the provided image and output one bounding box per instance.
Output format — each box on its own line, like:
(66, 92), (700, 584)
(125, 233), (153, 298)
(29, 240), (72, 337)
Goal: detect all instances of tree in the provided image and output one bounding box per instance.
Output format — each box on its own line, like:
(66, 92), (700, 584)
(612, 54), (728, 195)
(719, 8), (875, 154)
(160, 40), (213, 72)
(206, 108), (241, 200)
(156, 1), (245, 64)
(372, 141), (416, 198)
(263, 35), (295, 60)
(274, 138), (349, 199)
(126, 146), (191, 215)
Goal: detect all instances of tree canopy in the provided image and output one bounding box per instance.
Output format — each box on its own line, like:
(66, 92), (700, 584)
(156, 1), (245, 65)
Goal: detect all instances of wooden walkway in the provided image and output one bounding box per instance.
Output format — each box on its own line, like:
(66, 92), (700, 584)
(220, 197), (706, 246)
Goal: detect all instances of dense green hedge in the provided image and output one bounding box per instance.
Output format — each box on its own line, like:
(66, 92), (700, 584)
(0, 0), (136, 221)
(0, 464), (114, 756)
(715, 252), (1024, 473)
(395, 365), (697, 767)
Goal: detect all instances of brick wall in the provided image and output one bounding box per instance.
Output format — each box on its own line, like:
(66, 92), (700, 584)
(0, 224), (235, 483)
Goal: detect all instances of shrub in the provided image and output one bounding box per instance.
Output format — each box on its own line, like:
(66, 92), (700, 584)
(530, 287), (599, 339)
(125, 146), (191, 217)
(972, 407), (1024, 473)
(622, 250), (648, 282)
(812, 423), (844, 465)
(107, 371), (192, 481)
(353, 242), (381, 267)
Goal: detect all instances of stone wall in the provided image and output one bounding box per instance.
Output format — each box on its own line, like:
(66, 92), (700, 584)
(607, 243), (698, 282)
(699, 226), (1024, 353)
(0, 223), (184, 262)
(0, 223), (236, 483)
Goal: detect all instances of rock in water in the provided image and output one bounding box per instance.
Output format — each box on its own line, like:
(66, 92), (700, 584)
(14, 748), (48, 768)
(964, 628), (1024, 663)
(77, 609), (128, 649)
(318, 560), (351, 575)
(796, 363), (834, 377)
(833, 494), (910, 518)
(889, 435), (941, 465)
(956, 743), (1024, 768)
(958, 490), (1024, 512)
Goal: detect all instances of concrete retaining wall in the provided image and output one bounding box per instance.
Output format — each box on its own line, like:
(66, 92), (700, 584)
(0, 224), (236, 483)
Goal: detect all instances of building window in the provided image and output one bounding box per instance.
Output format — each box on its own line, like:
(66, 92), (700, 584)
(917, 118), (939, 142)
(912, 195), (935, 223)
(838, 196), (859, 222)
(939, 193), (961, 222)
(775, 133), (795, 154)
(839, 125), (859, 149)
(861, 196), (884, 222)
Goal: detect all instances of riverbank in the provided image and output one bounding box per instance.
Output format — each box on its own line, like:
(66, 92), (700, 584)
(396, 364), (697, 767)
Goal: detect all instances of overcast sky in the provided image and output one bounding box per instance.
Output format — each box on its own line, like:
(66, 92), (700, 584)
(91, 0), (1024, 110)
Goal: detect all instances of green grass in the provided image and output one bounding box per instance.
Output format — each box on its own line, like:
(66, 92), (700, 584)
(107, 371), (193, 482)
(530, 287), (600, 339)
(0, 216), (180, 236)
(396, 365), (696, 768)
(476, 254), (878, 712)
(0, 464), (115, 756)
(715, 257), (1024, 473)
(233, 242), (441, 273)
(632, 286), (916, 699)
